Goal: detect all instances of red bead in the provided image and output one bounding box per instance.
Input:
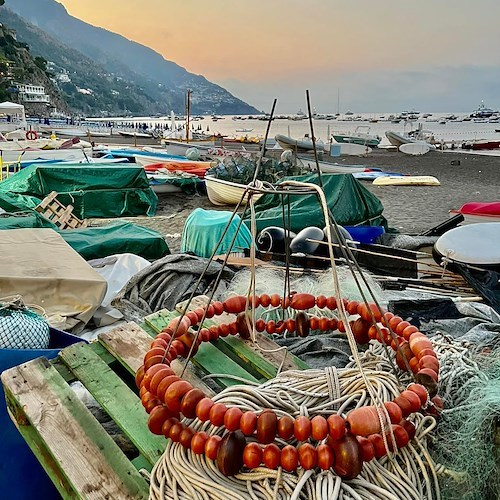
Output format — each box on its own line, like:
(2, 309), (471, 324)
(278, 415), (295, 440)
(281, 445), (299, 472)
(263, 443), (281, 469)
(327, 414), (346, 440)
(294, 415), (311, 441)
(311, 415), (328, 441)
(243, 442), (262, 469)
(317, 443), (335, 470)
(205, 435), (222, 460)
(257, 410), (277, 444)
(240, 411), (258, 436)
(196, 397), (215, 422)
(298, 443), (317, 470)
(191, 431), (208, 454)
(224, 407), (243, 432)
(209, 403), (228, 427)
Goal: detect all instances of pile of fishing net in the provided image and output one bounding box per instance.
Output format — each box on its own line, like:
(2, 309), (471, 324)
(207, 155), (313, 186)
(147, 267), (499, 499)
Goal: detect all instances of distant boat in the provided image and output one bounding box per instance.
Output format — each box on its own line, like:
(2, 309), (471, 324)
(461, 140), (500, 150)
(235, 128), (253, 133)
(373, 175), (440, 186)
(275, 134), (326, 153)
(331, 125), (381, 147)
(470, 101), (495, 118)
(118, 130), (152, 138)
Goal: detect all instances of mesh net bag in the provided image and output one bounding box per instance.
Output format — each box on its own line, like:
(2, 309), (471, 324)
(0, 299), (50, 349)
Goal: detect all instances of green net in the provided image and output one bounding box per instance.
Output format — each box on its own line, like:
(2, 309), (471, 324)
(207, 155), (312, 185)
(433, 350), (500, 500)
(0, 298), (50, 349)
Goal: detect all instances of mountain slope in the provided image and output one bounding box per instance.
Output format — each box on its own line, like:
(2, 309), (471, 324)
(6, 0), (259, 115)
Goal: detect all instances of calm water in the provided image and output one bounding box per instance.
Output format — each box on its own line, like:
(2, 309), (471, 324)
(89, 112), (500, 148)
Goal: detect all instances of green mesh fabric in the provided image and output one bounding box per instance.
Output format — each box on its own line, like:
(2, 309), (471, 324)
(0, 306), (50, 349)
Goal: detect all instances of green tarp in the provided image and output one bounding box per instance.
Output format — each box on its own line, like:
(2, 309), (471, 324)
(181, 208), (252, 258)
(0, 163), (158, 218)
(0, 213), (169, 261)
(243, 173), (386, 233)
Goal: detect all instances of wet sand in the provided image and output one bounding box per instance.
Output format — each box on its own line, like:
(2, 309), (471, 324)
(148, 149), (499, 252)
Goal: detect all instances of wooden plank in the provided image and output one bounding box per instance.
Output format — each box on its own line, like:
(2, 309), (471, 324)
(176, 296), (309, 376)
(145, 311), (263, 387)
(215, 333), (309, 379)
(59, 342), (166, 467)
(190, 342), (262, 387)
(1, 358), (149, 499)
(99, 321), (215, 396)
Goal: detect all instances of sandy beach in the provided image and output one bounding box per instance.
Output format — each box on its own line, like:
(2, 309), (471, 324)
(138, 149), (499, 253)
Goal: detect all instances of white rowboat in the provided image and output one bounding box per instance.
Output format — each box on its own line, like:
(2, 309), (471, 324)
(205, 176), (265, 206)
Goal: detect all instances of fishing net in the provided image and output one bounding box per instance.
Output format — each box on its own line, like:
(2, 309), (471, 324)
(207, 155), (313, 185)
(431, 342), (500, 500)
(0, 296), (50, 349)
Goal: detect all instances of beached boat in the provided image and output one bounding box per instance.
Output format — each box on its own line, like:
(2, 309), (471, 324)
(331, 125), (382, 147)
(450, 202), (500, 224)
(373, 175), (440, 186)
(144, 161), (213, 178)
(275, 134), (326, 152)
(461, 140), (500, 150)
(205, 175), (265, 206)
(385, 125), (436, 150)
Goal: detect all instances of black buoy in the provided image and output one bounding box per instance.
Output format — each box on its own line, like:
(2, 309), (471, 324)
(257, 227), (296, 254)
(290, 227), (326, 256)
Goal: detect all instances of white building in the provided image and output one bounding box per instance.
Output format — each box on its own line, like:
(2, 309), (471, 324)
(15, 83), (50, 104)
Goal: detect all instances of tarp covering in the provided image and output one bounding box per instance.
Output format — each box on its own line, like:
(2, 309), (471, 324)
(243, 173), (386, 233)
(0, 213), (169, 261)
(0, 228), (107, 332)
(181, 208), (252, 258)
(0, 163), (158, 218)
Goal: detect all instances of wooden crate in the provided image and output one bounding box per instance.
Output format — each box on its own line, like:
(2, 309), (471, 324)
(1, 310), (309, 499)
(35, 191), (88, 229)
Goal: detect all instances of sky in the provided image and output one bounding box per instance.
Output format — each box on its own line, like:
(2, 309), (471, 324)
(57, 0), (500, 113)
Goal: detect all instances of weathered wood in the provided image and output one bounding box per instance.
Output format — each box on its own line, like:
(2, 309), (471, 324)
(176, 296), (310, 376)
(1, 358), (149, 499)
(35, 190), (88, 229)
(99, 321), (214, 396)
(60, 342), (166, 467)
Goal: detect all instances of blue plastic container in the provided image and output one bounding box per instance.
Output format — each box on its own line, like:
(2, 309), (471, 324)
(0, 327), (86, 499)
(344, 225), (385, 245)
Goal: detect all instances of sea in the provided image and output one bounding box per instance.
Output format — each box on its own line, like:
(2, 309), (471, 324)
(87, 112), (500, 149)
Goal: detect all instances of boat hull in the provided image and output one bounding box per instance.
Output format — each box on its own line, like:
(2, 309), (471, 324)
(331, 134), (380, 147)
(205, 176), (264, 206)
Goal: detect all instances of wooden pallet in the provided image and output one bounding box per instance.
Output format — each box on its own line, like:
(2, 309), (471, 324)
(1, 307), (309, 499)
(35, 191), (88, 229)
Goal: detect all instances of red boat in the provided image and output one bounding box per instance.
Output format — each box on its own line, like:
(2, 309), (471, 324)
(461, 140), (500, 150)
(450, 201), (500, 223)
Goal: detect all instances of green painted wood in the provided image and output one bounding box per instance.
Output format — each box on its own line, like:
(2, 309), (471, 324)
(1, 358), (149, 499)
(139, 321), (157, 338)
(190, 341), (262, 387)
(59, 342), (166, 466)
(131, 454), (154, 473)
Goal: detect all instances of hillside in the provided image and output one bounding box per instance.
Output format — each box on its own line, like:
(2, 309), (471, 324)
(5, 0), (260, 116)
(0, 19), (69, 114)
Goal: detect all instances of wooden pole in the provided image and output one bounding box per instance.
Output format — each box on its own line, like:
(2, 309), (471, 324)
(186, 89), (191, 143)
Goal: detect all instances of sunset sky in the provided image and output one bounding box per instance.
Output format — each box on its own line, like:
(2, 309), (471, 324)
(57, 0), (500, 113)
